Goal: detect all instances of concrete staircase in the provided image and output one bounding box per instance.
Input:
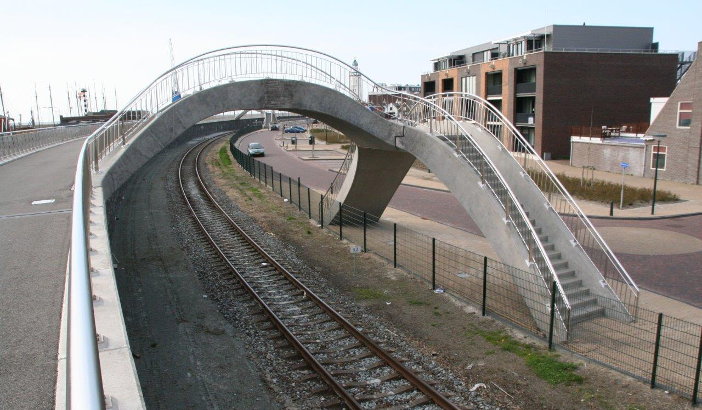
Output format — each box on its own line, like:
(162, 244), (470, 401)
(527, 212), (605, 325)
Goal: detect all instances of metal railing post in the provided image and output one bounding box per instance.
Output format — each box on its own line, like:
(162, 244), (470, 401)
(431, 237), (436, 290)
(288, 176), (292, 201)
(393, 223), (397, 268)
(338, 204), (343, 240)
(548, 281), (557, 350)
(297, 177), (301, 211)
(651, 313), (664, 388)
(320, 200), (324, 229)
(264, 163), (267, 186)
(692, 327), (702, 405)
(307, 187), (311, 219)
(363, 212), (367, 252)
(279, 173), (283, 196)
(482, 256), (488, 316)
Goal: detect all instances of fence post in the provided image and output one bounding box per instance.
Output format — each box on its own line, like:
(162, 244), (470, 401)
(297, 177), (301, 211)
(320, 200), (324, 229)
(338, 204), (343, 240)
(393, 223), (397, 268)
(548, 281), (557, 350)
(264, 163), (267, 186)
(651, 313), (664, 388)
(431, 238), (436, 290)
(307, 187), (311, 219)
(288, 176), (292, 202)
(692, 327), (702, 405)
(363, 212), (367, 252)
(279, 173), (283, 196)
(610, 201), (614, 217)
(482, 256), (488, 316)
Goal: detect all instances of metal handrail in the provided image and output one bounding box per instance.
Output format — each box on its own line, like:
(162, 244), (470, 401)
(427, 92), (639, 312)
(0, 123), (99, 163)
(68, 45), (573, 406)
(321, 143), (356, 219)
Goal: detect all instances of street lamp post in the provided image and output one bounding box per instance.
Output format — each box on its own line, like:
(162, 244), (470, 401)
(651, 134), (666, 215)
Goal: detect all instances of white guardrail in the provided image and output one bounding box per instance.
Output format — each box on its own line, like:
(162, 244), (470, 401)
(68, 45), (589, 407)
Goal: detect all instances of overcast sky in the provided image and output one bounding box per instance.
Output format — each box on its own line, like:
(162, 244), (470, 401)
(1, 0), (700, 125)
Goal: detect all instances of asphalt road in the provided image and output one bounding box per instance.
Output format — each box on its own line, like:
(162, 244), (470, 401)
(237, 130), (702, 308)
(0, 139), (84, 410)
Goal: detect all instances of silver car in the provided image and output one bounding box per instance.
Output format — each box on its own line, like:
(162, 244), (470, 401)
(247, 142), (265, 157)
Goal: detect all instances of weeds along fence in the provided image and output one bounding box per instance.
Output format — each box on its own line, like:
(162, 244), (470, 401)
(230, 143), (702, 404)
(0, 123), (101, 163)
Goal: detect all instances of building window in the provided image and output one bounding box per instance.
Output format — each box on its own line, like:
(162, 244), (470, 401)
(423, 81), (436, 96)
(441, 78), (454, 92)
(651, 145), (667, 170)
(486, 72), (502, 96)
(461, 75), (476, 94)
(677, 102), (692, 128)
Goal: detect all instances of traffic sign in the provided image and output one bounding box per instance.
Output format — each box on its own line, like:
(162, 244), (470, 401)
(350, 245), (362, 254)
(620, 162), (629, 168)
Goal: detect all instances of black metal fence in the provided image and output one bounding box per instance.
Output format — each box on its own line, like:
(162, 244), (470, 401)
(230, 144), (702, 404)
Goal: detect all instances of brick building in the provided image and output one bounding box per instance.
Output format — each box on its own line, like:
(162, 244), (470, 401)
(421, 24), (678, 159)
(643, 41), (702, 184)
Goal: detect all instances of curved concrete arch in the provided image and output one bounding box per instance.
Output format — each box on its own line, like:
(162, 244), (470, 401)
(103, 78), (623, 339)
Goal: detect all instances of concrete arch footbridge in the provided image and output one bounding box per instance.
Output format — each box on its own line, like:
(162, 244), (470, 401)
(68, 45), (638, 407)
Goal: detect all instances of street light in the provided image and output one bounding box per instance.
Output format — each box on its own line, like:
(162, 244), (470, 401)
(650, 133), (666, 215)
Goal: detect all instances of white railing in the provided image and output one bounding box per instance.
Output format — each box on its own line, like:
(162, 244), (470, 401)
(0, 123), (100, 163)
(68, 45), (571, 407)
(426, 92), (639, 314)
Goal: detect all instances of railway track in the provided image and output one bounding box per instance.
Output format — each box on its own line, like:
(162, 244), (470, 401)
(178, 136), (461, 409)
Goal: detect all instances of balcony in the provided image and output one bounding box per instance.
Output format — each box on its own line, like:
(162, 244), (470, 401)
(515, 112), (535, 125)
(486, 84), (502, 96)
(516, 82), (536, 94)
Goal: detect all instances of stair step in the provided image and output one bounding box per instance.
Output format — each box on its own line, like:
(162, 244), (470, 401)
(542, 243), (555, 251)
(551, 259), (569, 270)
(570, 296), (598, 310)
(560, 278), (582, 290)
(556, 268), (576, 279)
(546, 250), (562, 260)
(564, 287), (591, 298)
(570, 304), (605, 324)
(538, 234), (549, 242)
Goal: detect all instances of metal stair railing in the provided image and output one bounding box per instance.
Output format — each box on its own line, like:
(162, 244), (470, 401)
(427, 92), (639, 317)
(69, 45), (571, 407)
(321, 142), (356, 222)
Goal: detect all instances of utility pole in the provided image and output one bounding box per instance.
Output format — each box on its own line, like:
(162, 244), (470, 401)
(67, 85), (73, 115)
(34, 84), (41, 126)
(92, 81), (98, 112)
(0, 85), (6, 132)
(48, 84), (56, 125)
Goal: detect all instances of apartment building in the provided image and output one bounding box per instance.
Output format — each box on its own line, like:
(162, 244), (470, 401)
(421, 24), (678, 159)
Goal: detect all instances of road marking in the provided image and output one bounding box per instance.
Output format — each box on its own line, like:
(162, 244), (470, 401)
(32, 199), (56, 205)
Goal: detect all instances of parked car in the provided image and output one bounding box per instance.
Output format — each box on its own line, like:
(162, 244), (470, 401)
(247, 142), (265, 157)
(284, 126), (306, 133)
(270, 124), (279, 131)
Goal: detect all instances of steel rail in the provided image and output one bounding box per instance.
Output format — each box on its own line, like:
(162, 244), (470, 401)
(427, 92), (639, 312)
(182, 136), (459, 410)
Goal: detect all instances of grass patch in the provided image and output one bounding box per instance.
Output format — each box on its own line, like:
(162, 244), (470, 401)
(218, 146), (232, 168)
(353, 288), (385, 300)
(529, 170), (679, 206)
(286, 216), (296, 221)
(407, 299), (428, 306)
(474, 329), (584, 385)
